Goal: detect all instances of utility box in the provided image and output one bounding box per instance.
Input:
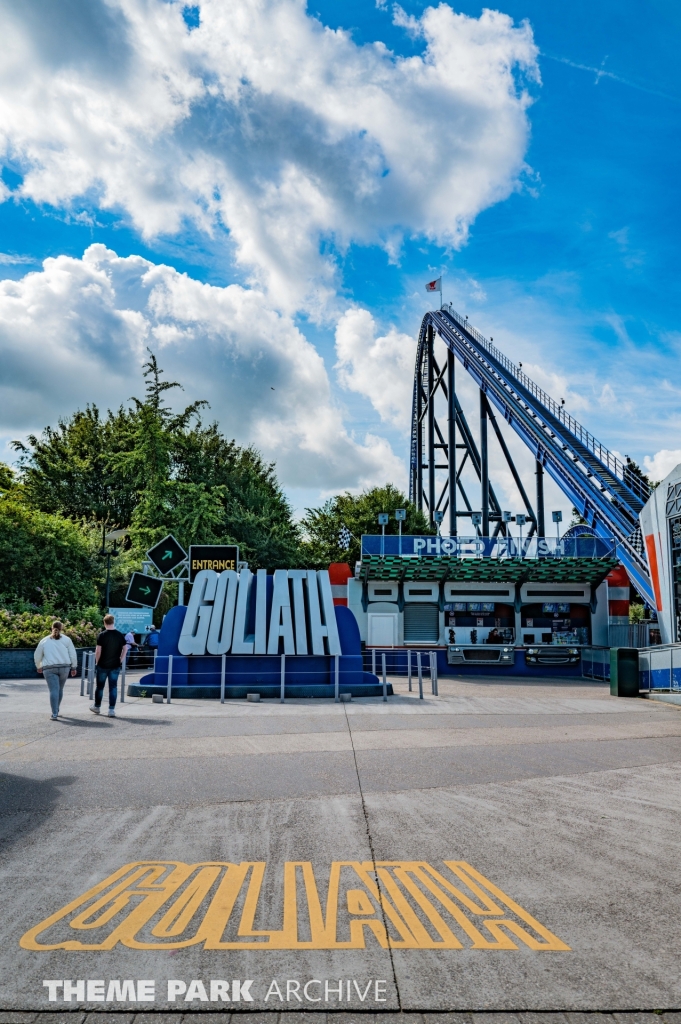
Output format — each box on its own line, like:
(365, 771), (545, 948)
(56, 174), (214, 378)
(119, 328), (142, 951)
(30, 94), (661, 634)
(609, 647), (639, 697)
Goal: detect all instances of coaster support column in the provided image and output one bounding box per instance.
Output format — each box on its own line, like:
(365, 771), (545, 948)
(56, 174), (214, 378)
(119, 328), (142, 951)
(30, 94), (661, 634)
(427, 323), (435, 521)
(448, 346), (457, 535)
(480, 391), (489, 537)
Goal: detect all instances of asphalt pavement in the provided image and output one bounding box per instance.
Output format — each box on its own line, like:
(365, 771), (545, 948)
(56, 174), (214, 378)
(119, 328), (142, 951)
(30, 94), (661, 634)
(1, 669), (680, 1019)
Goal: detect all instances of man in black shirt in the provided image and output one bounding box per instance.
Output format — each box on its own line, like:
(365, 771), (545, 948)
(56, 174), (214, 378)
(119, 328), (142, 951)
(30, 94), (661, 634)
(91, 614), (129, 717)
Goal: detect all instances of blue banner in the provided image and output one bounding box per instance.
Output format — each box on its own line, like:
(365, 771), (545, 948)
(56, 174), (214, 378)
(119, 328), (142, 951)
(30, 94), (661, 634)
(360, 535), (616, 559)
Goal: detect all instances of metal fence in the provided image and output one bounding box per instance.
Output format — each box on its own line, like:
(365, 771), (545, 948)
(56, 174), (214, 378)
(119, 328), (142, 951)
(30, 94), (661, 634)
(363, 648), (438, 699)
(583, 643), (681, 691)
(134, 654), (392, 704)
(581, 647), (610, 681)
(608, 624), (659, 648)
(80, 650), (127, 703)
(638, 644), (681, 692)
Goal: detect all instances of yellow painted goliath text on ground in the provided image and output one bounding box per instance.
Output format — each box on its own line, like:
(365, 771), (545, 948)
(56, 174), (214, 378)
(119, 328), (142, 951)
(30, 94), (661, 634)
(20, 860), (569, 952)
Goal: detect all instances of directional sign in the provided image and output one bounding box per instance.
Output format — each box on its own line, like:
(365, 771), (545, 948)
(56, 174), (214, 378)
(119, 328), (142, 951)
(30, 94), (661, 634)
(146, 534), (187, 575)
(126, 572), (164, 609)
(189, 544), (240, 583)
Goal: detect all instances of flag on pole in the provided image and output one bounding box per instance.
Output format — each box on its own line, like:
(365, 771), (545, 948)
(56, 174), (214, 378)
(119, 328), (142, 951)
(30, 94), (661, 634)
(425, 277), (441, 293)
(338, 524), (352, 550)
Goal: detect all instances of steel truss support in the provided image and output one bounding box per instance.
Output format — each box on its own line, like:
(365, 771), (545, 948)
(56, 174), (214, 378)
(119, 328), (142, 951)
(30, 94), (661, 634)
(535, 458), (545, 538)
(411, 318), (537, 536)
(447, 347), (456, 533)
(409, 307), (653, 603)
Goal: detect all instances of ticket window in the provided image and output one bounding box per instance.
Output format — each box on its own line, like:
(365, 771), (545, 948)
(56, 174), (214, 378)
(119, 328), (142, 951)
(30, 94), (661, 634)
(520, 603), (590, 646)
(444, 602), (514, 645)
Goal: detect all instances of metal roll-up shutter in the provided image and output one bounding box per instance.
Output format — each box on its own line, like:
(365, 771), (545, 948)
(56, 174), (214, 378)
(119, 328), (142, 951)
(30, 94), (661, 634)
(404, 603), (439, 643)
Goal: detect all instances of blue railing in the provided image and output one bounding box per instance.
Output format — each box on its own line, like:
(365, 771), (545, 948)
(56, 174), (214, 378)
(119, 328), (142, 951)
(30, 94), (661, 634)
(443, 306), (651, 504)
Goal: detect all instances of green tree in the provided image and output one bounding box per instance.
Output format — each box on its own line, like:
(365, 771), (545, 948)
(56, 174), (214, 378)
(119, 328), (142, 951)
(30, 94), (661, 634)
(12, 353), (302, 571)
(0, 498), (97, 610)
(173, 423), (301, 568)
(624, 455), (658, 490)
(116, 353), (225, 554)
(300, 484), (432, 567)
(13, 406), (139, 529)
(0, 462), (16, 493)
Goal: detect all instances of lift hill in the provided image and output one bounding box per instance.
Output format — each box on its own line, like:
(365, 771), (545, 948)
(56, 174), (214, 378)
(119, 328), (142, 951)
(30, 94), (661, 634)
(409, 307), (652, 605)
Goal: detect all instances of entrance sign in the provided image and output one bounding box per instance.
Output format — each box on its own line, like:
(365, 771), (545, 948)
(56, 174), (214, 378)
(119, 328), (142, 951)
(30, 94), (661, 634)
(178, 568), (341, 656)
(189, 544), (239, 582)
(126, 572), (164, 609)
(21, 858), (570, 952)
(147, 535), (187, 575)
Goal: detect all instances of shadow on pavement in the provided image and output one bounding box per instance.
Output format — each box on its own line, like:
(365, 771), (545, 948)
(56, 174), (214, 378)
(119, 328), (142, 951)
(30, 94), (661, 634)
(58, 717), (114, 728)
(60, 714), (172, 728)
(0, 770), (74, 852)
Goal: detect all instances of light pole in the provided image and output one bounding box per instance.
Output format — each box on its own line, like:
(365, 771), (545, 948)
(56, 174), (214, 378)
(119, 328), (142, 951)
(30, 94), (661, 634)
(552, 509), (563, 545)
(471, 511), (482, 536)
(395, 508), (406, 556)
(378, 512), (389, 558)
(516, 513), (527, 556)
(434, 509), (444, 536)
(99, 527), (127, 610)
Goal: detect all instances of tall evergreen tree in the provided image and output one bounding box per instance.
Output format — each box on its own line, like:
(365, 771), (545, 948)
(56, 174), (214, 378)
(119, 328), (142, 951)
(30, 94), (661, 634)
(13, 353), (300, 570)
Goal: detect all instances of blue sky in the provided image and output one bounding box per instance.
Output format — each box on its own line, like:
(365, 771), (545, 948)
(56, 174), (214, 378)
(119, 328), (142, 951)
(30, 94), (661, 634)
(0, 0), (679, 525)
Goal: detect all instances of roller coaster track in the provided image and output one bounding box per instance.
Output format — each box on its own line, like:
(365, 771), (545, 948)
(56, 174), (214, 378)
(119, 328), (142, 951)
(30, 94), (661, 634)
(409, 307), (653, 604)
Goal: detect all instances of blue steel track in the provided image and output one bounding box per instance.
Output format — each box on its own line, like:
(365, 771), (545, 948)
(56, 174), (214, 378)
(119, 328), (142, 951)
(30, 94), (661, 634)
(410, 307), (653, 604)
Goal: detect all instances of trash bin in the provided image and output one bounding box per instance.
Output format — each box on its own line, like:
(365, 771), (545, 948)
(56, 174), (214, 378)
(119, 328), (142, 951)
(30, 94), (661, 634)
(610, 647), (639, 697)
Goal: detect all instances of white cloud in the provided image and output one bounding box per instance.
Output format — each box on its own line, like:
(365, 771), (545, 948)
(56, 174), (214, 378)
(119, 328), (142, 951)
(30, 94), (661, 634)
(335, 308), (415, 430)
(643, 450), (681, 484)
(0, 0), (539, 314)
(0, 245), (403, 492)
(0, 253), (35, 265)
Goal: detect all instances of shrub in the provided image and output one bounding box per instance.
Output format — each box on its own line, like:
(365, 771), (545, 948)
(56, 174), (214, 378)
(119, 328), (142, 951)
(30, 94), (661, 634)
(0, 498), (97, 610)
(0, 610), (100, 649)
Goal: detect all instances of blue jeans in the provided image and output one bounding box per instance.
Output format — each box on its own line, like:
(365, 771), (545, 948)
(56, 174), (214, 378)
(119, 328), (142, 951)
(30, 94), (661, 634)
(95, 667), (120, 708)
(44, 665), (70, 716)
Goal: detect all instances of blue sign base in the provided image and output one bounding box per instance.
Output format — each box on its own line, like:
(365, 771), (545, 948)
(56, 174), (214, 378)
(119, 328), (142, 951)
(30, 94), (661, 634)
(127, 682), (392, 699)
(132, 603), (384, 699)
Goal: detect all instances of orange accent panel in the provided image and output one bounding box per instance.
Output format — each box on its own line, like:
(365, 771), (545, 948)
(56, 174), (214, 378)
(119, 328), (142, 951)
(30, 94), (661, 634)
(329, 562), (352, 585)
(608, 601), (630, 617)
(606, 565), (630, 587)
(644, 533), (663, 611)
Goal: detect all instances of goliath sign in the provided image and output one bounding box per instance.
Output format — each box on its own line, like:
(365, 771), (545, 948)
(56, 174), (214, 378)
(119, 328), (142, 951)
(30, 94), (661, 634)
(178, 569), (341, 657)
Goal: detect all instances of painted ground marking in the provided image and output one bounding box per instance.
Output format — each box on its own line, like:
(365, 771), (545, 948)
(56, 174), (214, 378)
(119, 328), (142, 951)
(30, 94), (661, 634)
(21, 859), (569, 952)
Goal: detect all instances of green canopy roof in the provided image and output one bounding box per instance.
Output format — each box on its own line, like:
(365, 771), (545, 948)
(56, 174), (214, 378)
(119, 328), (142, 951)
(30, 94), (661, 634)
(359, 555), (618, 589)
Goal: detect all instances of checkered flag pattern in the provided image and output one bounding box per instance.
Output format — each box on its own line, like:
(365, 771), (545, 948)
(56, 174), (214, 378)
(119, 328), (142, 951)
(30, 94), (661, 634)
(338, 525), (352, 550)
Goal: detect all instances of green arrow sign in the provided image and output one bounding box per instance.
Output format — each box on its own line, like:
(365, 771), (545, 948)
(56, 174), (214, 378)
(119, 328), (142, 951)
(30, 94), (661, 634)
(146, 535), (187, 575)
(126, 572), (164, 608)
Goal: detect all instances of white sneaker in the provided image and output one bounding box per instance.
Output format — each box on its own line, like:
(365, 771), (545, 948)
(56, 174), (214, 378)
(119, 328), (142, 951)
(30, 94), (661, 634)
(89, 704), (100, 715)
(50, 714), (58, 721)
(107, 708), (116, 717)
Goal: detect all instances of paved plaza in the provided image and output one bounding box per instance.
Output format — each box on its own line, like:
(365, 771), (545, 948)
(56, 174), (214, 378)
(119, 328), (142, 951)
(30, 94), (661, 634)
(1, 671), (680, 1019)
